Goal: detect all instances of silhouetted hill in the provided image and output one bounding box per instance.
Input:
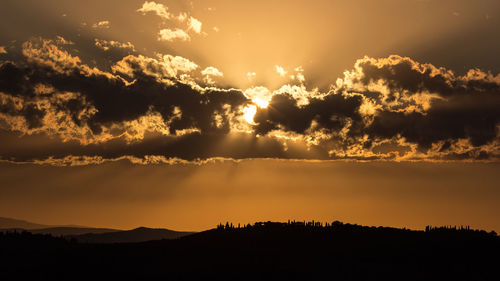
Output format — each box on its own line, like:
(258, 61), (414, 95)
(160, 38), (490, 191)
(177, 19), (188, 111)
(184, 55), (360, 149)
(0, 216), (93, 231)
(29, 227), (119, 236)
(0, 217), (120, 236)
(0, 216), (48, 229)
(0, 217), (193, 242)
(69, 227), (194, 243)
(0, 221), (498, 280)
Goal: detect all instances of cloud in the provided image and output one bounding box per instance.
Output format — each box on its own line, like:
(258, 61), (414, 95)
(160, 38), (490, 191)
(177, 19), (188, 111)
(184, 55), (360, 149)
(247, 72), (256, 82)
(137, 1), (171, 20)
(338, 56), (500, 149)
(95, 39), (135, 51)
(275, 65), (287, 77)
(55, 36), (74, 45)
(112, 53), (198, 82)
(244, 87), (271, 108)
(137, 1), (205, 41)
(92, 21), (110, 29)
(0, 46), (6, 54)
(3, 155), (240, 167)
(188, 17), (202, 33)
(158, 28), (191, 41)
(290, 66), (305, 83)
(0, 38), (249, 145)
(254, 90), (363, 136)
(0, 38), (499, 164)
(177, 12), (188, 22)
(21, 38), (83, 74)
(252, 55), (500, 161)
(201, 66), (223, 84)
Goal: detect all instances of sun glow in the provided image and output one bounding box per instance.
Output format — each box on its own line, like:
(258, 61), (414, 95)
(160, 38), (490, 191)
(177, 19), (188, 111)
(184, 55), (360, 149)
(242, 104), (257, 124)
(243, 87), (271, 109)
(252, 98), (269, 109)
(242, 97), (269, 124)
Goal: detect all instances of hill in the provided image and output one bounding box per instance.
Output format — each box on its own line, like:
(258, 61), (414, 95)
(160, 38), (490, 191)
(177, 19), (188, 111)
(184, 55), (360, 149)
(0, 221), (498, 280)
(0, 216), (48, 229)
(0, 216), (121, 236)
(28, 227), (119, 236)
(0, 216), (193, 242)
(68, 227), (194, 243)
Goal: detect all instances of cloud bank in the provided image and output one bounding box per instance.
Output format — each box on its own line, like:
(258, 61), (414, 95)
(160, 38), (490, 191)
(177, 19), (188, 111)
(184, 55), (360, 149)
(0, 37), (499, 165)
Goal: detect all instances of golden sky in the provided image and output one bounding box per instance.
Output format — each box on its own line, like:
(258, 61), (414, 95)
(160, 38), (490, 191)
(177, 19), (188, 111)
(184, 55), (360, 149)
(1, 160), (499, 232)
(0, 0), (499, 231)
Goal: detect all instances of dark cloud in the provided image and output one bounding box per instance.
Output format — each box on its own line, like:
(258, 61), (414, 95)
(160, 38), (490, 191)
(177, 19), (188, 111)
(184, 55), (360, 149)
(0, 38), (250, 138)
(0, 130), (329, 164)
(254, 92), (363, 135)
(0, 39), (499, 165)
(352, 56), (500, 150)
(252, 56), (500, 160)
(366, 90), (500, 149)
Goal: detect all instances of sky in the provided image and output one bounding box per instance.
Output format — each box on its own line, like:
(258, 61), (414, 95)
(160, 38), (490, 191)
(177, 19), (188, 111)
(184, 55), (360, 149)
(0, 0), (499, 231)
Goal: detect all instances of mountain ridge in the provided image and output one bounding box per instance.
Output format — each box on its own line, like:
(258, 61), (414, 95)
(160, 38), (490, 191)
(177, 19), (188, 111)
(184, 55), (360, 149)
(0, 216), (92, 229)
(0, 216), (49, 229)
(67, 227), (195, 243)
(0, 216), (195, 243)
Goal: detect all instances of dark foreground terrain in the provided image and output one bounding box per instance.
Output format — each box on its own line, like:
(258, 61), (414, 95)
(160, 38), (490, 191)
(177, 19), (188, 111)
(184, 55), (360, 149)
(1, 221), (498, 280)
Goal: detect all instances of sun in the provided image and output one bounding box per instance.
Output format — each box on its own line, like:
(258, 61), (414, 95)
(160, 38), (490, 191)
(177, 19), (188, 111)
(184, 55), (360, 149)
(242, 98), (269, 124)
(242, 104), (257, 124)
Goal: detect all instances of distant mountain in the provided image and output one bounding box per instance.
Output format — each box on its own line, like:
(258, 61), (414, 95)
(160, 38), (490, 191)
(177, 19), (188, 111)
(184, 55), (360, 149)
(29, 227), (119, 236)
(0, 217), (48, 229)
(69, 227), (194, 243)
(0, 217), (115, 236)
(0, 216), (194, 243)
